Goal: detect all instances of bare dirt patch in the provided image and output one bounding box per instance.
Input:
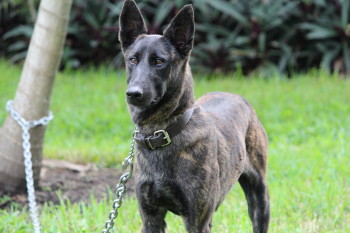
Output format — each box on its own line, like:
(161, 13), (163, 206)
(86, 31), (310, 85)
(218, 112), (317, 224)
(0, 160), (135, 209)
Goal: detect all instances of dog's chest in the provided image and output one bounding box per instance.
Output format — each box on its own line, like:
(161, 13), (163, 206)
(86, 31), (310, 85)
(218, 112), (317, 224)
(136, 152), (190, 214)
(137, 175), (187, 215)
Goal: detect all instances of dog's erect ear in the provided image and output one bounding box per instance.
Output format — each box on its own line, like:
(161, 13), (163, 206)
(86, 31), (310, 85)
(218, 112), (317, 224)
(163, 5), (194, 57)
(119, 0), (147, 51)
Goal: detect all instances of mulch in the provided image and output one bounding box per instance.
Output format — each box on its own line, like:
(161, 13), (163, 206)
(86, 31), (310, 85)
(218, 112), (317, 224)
(0, 161), (136, 210)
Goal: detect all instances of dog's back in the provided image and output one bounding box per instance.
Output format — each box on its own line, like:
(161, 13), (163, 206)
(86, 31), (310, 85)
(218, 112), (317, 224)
(195, 92), (269, 205)
(196, 92), (253, 137)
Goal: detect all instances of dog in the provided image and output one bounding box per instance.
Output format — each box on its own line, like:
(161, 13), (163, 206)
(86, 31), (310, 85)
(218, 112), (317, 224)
(118, 0), (270, 232)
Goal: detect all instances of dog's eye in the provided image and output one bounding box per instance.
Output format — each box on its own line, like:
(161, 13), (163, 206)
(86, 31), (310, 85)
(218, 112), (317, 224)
(155, 58), (164, 66)
(129, 57), (138, 65)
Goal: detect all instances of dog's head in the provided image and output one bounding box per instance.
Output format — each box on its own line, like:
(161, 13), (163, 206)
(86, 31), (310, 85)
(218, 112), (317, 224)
(119, 0), (194, 110)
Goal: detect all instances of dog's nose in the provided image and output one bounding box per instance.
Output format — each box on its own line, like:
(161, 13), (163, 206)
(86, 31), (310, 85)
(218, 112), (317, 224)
(126, 87), (143, 101)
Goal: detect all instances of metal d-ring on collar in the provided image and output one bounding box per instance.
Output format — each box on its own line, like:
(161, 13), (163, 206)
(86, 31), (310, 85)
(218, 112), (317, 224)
(133, 108), (194, 150)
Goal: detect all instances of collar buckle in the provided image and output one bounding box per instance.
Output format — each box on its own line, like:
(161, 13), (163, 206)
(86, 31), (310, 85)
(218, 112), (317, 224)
(154, 130), (171, 147)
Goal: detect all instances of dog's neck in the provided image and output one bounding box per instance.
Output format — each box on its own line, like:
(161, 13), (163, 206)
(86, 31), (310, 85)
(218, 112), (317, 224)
(129, 64), (195, 134)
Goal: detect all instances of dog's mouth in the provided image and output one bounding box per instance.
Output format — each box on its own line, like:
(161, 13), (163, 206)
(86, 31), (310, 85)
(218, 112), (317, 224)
(151, 96), (161, 105)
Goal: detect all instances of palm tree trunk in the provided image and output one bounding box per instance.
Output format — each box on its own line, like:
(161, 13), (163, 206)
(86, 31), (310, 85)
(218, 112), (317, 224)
(0, 0), (72, 192)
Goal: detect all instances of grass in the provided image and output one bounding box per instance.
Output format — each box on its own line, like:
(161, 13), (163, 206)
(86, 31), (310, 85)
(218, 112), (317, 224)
(0, 60), (350, 232)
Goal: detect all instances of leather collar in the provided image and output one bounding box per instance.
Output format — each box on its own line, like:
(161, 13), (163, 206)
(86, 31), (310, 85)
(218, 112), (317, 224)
(133, 108), (194, 150)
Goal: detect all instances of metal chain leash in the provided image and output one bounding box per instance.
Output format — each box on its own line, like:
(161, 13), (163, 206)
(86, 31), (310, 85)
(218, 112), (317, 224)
(102, 134), (136, 233)
(5, 100), (135, 233)
(6, 100), (54, 233)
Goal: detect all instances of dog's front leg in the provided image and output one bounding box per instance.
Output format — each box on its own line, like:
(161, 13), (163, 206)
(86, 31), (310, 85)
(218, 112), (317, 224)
(182, 203), (215, 233)
(182, 215), (213, 233)
(140, 209), (167, 233)
(136, 181), (167, 233)
(138, 198), (167, 233)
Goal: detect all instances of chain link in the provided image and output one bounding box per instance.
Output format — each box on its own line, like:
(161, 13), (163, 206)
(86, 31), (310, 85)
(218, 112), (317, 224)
(102, 135), (136, 233)
(6, 100), (53, 233)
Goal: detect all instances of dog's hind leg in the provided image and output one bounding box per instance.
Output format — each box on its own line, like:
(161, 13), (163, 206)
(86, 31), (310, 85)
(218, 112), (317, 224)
(240, 117), (270, 233)
(239, 171), (270, 233)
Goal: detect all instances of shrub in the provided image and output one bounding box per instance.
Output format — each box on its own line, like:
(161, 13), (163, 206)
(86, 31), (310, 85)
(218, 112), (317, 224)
(0, 0), (349, 75)
(298, 0), (350, 75)
(0, 0), (35, 61)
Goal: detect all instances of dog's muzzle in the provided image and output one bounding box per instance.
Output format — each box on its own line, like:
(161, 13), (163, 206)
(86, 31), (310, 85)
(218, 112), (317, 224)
(126, 87), (144, 104)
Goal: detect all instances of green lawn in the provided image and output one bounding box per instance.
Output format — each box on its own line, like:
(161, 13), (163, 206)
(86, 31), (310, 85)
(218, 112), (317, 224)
(0, 60), (349, 232)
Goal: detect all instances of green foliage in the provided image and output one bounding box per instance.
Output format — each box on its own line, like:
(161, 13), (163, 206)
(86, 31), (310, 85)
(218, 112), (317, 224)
(1, 0), (350, 74)
(0, 0), (36, 61)
(298, 0), (350, 74)
(63, 0), (123, 68)
(1, 60), (350, 232)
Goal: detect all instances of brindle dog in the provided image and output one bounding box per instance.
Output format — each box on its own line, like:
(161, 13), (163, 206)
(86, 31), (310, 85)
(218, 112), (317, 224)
(118, 1), (270, 232)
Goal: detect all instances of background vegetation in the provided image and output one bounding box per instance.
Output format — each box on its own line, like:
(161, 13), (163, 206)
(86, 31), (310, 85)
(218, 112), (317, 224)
(1, 0), (350, 75)
(0, 60), (349, 232)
